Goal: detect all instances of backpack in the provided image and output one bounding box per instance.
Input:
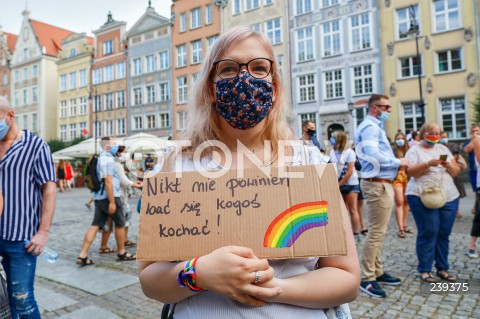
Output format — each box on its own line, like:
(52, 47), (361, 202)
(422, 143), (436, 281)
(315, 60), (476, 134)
(85, 156), (103, 192)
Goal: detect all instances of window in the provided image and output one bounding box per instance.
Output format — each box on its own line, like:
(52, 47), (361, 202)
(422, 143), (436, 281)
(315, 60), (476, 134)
(441, 97), (466, 139)
(105, 120), (114, 136)
(322, 0), (339, 7)
(32, 87), (38, 103)
(69, 48), (77, 58)
(69, 98), (77, 116)
(133, 116), (143, 130)
(79, 69), (87, 87)
(60, 125), (67, 141)
(191, 40), (202, 64)
(297, 74), (316, 102)
(133, 87), (142, 105)
(146, 85), (156, 103)
(352, 65), (373, 95)
(399, 56), (421, 78)
(245, 0), (260, 11)
(116, 62), (126, 79)
(104, 40), (113, 55)
(437, 49), (462, 73)
(105, 93), (114, 110)
(24, 48), (29, 60)
(177, 111), (187, 130)
(79, 122), (87, 136)
(146, 54), (155, 73)
(350, 13), (371, 51)
(23, 67), (28, 80)
(159, 51), (169, 69)
(60, 100), (67, 118)
(32, 114), (37, 133)
(117, 118), (126, 135)
(22, 115), (28, 130)
(434, 0), (460, 32)
(94, 95), (102, 112)
(32, 65), (38, 78)
(104, 65), (114, 82)
(95, 122), (102, 138)
(322, 20), (341, 57)
(3, 74), (7, 85)
(324, 70), (343, 99)
(206, 4), (212, 25)
(133, 58), (142, 75)
(296, 0), (312, 15)
(79, 96), (87, 114)
(403, 102), (424, 132)
(116, 91), (126, 108)
(146, 114), (156, 129)
(93, 69), (101, 84)
(177, 44), (187, 67)
(207, 35), (219, 49)
(14, 91), (19, 106)
(233, 0), (241, 14)
(396, 6), (420, 39)
(264, 0), (273, 5)
(14, 70), (19, 82)
(180, 13), (187, 32)
(70, 72), (77, 89)
(70, 123), (77, 140)
(296, 27), (314, 62)
(23, 89), (28, 105)
(191, 8), (202, 29)
(265, 18), (282, 45)
(60, 75), (67, 92)
(159, 113), (170, 128)
(159, 82), (170, 101)
(177, 76), (188, 104)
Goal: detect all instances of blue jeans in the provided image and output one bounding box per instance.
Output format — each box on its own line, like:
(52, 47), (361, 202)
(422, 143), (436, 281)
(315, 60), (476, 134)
(406, 196), (458, 273)
(0, 239), (41, 319)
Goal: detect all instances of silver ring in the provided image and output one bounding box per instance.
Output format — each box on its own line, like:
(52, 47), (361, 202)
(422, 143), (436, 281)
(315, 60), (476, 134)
(254, 271), (261, 284)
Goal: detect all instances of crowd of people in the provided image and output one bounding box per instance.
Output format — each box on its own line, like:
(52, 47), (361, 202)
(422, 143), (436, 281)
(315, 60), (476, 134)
(1, 25), (479, 318)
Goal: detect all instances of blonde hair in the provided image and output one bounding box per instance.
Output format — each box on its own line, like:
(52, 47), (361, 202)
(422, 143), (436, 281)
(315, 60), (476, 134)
(419, 122), (440, 139)
(333, 131), (347, 151)
(181, 26), (293, 161)
(394, 132), (409, 157)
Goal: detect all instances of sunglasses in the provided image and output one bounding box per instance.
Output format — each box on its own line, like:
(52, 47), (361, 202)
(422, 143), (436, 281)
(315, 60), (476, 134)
(375, 104), (392, 110)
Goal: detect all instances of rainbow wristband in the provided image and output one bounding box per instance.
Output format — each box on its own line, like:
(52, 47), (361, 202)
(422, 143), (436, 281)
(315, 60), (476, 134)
(176, 257), (206, 292)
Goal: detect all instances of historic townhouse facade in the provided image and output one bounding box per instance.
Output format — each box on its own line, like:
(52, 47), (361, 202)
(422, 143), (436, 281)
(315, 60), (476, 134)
(56, 33), (94, 142)
(10, 9), (73, 140)
(0, 27), (17, 101)
(380, 0), (480, 140)
(171, 0), (221, 138)
(221, 0), (292, 102)
(126, 3), (173, 138)
(91, 13), (128, 140)
(290, 0), (382, 143)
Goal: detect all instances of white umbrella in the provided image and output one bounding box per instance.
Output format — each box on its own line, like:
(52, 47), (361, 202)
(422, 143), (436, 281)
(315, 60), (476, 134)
(121, 133), (172, 155)
(52, 154), (74, 161)
(52, 138), (101, 158)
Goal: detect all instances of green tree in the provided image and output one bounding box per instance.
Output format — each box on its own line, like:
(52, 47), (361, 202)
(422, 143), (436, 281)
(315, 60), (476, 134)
(47, 139), (67, 153)
(473, 93), (480, 125)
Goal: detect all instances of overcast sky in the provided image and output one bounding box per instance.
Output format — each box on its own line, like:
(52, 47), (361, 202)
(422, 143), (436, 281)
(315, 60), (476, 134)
(0, 0), (172, 35)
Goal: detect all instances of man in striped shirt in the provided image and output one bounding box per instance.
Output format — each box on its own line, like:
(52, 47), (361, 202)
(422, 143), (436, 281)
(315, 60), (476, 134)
(0, 96), (57, 318)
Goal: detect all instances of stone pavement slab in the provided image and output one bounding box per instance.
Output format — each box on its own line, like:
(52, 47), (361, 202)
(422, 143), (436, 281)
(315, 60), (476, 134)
(56, 306), (123, 319)
(36, 259), (138, 295)
(36, 286), (77, 312)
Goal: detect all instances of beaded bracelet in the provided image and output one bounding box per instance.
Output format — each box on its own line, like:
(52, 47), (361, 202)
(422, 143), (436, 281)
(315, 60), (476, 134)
(177, 257), (206, 292)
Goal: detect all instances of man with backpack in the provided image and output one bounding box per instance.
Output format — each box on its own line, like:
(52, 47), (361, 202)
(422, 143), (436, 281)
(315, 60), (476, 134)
(76, 137), (136, 266)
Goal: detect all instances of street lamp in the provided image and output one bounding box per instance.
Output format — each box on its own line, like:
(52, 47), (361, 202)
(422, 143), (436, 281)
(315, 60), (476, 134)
(406, 5), (425, 126)
(347, 102), (355, 116)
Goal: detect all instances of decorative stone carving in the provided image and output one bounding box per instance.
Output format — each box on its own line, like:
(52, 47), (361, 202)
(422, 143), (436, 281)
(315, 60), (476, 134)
(389, 83), (396, 96)
(426, 78), (433, 93)
(387, 42), (394, 56)
(464, 27), (473, 42)
(467, 73), (476, 87)
(384, 0), (391, 8)
(424, 36), (431, 50)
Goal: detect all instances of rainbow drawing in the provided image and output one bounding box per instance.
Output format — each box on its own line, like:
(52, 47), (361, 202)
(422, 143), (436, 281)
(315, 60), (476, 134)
(263, 201), (328, 248)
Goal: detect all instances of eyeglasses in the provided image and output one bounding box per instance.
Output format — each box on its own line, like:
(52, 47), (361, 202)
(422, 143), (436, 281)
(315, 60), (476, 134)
(375, 104), (392, 110)
(212, 58), (273, 82)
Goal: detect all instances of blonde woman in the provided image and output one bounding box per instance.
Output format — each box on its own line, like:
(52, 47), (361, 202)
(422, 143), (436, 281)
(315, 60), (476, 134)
(138, 26), (359, 318)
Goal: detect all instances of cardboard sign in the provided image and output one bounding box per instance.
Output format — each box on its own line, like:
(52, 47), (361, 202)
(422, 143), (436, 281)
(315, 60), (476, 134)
(137, 164), (347, 261)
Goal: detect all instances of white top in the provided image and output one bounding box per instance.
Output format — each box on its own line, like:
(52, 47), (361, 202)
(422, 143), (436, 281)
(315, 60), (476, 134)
(329, 148), (359, 186)
(405, 144), (459, 202)
(114, 161), (133, 199)
(171, 144), (348, 319)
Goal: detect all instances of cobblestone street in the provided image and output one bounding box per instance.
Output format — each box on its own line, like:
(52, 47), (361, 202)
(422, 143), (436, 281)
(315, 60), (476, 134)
(35, 186), (479, 319)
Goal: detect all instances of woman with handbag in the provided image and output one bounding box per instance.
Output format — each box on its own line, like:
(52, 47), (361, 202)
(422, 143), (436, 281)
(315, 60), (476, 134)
(404, 122), (461, 283)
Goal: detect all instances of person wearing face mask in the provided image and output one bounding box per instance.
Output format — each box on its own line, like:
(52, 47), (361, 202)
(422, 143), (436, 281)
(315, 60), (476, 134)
(301, 121), (323, 151)
(392, 133), (412, 238)
(463, 125), (480, 217)
(405, 122), (461, 283)
(139, 26), (359, 319)
(77, 137), (136, 266)
(354, 94), (409, 298)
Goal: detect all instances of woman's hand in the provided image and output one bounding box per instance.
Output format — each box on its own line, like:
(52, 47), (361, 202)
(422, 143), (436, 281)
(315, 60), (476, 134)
(195, 246), (282, 306)
(427, 159), (442, 167)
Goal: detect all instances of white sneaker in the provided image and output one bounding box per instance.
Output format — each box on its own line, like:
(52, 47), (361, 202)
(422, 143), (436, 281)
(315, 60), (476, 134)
(468, 249), (479, 258)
